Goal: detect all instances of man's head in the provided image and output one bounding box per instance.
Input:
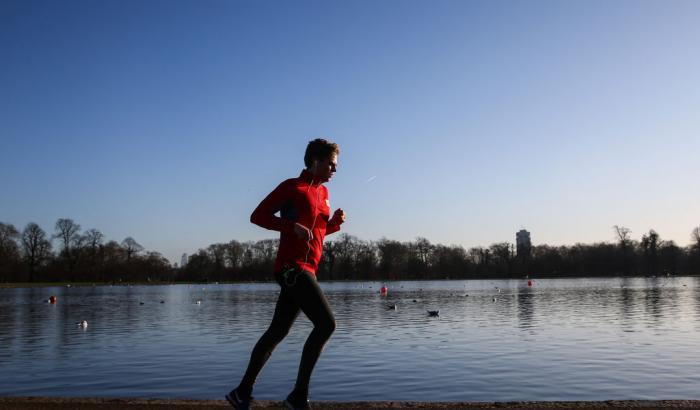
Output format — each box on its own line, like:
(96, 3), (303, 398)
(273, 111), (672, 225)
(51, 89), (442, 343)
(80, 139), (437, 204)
(305, 138), (339, 182)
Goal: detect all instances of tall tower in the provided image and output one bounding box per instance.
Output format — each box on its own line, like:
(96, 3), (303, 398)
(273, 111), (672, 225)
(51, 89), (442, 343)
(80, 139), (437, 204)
(516, 229), (532, 258)
(181, 253), (188, 268)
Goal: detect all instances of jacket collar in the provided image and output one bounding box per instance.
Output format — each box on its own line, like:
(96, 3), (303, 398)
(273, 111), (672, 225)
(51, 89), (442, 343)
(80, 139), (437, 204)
(300, 169), (321, 186)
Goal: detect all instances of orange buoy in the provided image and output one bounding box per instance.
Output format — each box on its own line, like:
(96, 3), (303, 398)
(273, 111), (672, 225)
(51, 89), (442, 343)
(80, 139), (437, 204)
(380, 285), (388, 295)
(49, 295), (57, 304)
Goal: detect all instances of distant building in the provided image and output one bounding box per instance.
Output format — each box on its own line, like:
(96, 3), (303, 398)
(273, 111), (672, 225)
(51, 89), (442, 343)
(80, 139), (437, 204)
(516, 229), (532, 258)
(181, 253), (188, 268)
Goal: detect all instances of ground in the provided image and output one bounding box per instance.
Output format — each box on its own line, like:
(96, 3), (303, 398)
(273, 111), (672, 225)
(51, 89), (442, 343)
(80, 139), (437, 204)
(1, 398), (699, 410)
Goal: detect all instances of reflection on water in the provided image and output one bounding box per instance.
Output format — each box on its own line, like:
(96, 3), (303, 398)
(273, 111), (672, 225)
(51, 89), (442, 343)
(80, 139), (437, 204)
(1, 277), (700, 401)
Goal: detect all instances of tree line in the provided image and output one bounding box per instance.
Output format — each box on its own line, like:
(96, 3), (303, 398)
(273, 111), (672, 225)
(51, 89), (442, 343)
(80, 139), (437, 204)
(321, 226), (700, 280)
(2, 219), (700, 283)
(0, 219), (172, 283)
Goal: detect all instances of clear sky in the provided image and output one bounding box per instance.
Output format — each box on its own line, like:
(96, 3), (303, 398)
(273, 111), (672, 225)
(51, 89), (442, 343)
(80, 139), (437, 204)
(2, 0), (699, 264)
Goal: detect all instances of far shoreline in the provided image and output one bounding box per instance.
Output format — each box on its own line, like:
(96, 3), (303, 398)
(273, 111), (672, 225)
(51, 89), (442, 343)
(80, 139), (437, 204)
(2, 274), (698, 289)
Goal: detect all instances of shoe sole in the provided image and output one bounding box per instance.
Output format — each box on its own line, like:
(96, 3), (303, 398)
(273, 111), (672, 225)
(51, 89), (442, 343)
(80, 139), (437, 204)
(225, 393), (247, 409)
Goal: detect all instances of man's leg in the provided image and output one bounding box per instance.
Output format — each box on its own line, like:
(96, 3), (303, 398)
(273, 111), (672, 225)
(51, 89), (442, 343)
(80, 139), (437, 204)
(287, 271), (336, 397)
(237, 283), (300, 396)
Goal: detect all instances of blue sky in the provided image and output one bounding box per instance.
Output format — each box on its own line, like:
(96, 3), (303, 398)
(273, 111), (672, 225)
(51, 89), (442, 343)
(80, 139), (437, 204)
(2, 0), (699, 264)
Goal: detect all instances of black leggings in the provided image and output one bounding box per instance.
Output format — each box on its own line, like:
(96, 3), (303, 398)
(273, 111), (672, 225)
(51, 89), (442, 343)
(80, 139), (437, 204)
(238, 268), (336, 395)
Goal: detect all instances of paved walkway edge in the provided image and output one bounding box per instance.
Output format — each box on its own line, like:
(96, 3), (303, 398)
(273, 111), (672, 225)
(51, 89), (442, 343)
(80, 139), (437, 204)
(1, 397), (700, 410)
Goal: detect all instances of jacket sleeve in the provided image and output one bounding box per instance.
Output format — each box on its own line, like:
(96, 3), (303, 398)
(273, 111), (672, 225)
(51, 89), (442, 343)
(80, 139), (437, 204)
(326, 221), (341, 235)
(324, 186), (342, 235)
(250, 181), (295, 233)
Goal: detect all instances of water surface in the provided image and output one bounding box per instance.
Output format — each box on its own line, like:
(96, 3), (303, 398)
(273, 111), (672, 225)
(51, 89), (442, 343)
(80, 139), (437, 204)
(1, 277), (699, 401)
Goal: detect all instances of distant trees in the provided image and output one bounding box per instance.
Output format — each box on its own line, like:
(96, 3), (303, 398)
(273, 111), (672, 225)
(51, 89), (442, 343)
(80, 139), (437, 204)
(692, 227), (700, 252)
(122, 237), (144, 260)
(54, 218), (81, 256)
(21, 223), (52, 282)
(328, 228), (699, 280)
(1, 218), (700, 283)
(640, 230), (660, 275)
(0, 219), (173, 283)
(84, 229), (104, 254)
(0, 223), (22, 281)
(178, 239), (279, 282)
(614, 225), (635, 275)
(0, 223), (20, 261)
(689, 226), (700, 274)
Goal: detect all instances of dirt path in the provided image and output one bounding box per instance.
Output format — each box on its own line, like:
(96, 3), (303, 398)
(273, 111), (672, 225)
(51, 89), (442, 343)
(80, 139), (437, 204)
(1, 398), (699, 410)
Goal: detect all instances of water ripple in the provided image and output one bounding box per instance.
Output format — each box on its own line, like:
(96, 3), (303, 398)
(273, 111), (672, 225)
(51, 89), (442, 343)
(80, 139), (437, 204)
(1, 277), (700, 400)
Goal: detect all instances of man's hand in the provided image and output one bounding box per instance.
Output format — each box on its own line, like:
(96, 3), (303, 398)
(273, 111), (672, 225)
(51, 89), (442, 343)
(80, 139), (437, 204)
(294, 223), (313, 241)
(329, 208), (346, 226)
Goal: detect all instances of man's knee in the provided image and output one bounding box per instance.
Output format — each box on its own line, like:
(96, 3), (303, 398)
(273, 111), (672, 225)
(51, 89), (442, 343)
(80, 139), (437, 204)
(318, 318), (336, 338)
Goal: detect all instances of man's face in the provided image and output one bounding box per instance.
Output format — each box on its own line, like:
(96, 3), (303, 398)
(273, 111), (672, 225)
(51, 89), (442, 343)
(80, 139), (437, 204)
(312, 153), (337, 182)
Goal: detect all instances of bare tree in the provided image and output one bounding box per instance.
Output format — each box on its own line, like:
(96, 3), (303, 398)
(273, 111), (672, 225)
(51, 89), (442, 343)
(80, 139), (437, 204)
(334, 234), (358, 262)
(692, 226), (700, 251)
(412, 237), (434, 266)
(641, 229), (661, 274)
(103, 240), (126, 263)
(207, 243), (227, 268)
(468, 246), (490, 266)
(84, 229), (104, 253)
(224, 240), (244, 268)
(322, 240), (339, 278)
(490, 242), (514, 273)
(376, 238), (409, 278)
(54, 218), (81, 256)
(614, 225), (632, 246)
(0, 222), (20, 260)
(251, 239), (278, 263)
(613, 225), (634, 275)
(121, 237), (144, 260)
(21, 223), (52, 281)
(641, 230), (660, 252)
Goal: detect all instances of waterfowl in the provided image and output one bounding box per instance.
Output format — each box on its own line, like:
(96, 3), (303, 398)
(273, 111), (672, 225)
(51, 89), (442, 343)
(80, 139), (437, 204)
(427, 310), (439, 317)
(77, 320), (88, 327)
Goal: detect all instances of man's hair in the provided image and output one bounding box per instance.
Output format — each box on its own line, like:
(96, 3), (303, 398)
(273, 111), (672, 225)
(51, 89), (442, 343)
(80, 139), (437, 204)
(304, 138), (339, 168)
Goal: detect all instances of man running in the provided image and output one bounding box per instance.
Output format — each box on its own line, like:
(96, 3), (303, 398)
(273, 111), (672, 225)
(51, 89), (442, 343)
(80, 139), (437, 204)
(227, 138), (346, 410)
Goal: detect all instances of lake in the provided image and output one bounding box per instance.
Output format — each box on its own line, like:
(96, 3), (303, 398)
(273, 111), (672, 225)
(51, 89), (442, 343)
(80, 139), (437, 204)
(1, 277), (699, 401)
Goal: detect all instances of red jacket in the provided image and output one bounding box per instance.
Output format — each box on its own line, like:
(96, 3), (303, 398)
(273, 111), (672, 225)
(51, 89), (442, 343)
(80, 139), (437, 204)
(250, 169), (341, 275)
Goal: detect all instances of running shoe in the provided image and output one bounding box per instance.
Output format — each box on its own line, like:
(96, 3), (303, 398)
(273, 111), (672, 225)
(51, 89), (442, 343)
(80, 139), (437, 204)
(225, 388), (252, 410)
(283, 390), (311, 410)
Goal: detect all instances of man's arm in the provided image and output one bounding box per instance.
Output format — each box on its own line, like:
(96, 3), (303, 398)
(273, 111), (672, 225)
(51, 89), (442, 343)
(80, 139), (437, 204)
(250, 181), (295, 233)
(326, 208), (345, 235)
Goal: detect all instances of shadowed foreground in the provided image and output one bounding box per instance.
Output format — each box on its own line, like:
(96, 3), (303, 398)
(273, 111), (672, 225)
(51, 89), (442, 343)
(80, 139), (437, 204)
(1, 398), (700, 410)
